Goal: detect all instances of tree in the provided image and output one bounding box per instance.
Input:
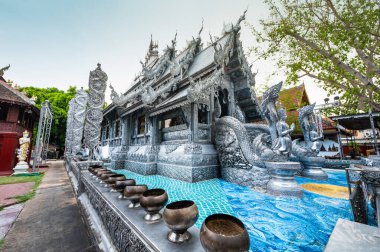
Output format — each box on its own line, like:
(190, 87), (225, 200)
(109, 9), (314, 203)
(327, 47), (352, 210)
(250, 0), (380, 114)
(19, 86), (77, 148)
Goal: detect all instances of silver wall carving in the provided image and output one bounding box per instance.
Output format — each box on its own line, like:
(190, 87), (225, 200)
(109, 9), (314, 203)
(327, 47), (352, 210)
(72, 88), (88, 155)
(84, 64), (108, 151)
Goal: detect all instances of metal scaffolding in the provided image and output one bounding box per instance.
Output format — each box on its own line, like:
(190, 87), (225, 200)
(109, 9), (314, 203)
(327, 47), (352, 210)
(32, 100), (53, 172)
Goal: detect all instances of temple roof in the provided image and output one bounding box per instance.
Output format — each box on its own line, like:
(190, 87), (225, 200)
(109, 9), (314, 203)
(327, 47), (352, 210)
(106, 12), (259, 120)
(278, 84), (309, 111)
(0, 79), (36, 107)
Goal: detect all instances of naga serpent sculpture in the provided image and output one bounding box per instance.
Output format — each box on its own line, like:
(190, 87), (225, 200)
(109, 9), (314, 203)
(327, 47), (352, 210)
(292, 103), (322, 158)
(213, 81), (295, 189)
(84, 63), (108, 151)
(72, 88), (88, 155)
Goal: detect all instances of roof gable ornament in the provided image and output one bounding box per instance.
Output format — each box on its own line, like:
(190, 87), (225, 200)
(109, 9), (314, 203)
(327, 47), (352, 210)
(112, 23), (205, 107)
(144, 35), (159, 67)
(140, 32), (177, 82)
(0, 64), (10, 77)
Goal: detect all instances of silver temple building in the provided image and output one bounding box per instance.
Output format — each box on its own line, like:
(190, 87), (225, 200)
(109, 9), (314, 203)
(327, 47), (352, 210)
(100, 12), (296, 188)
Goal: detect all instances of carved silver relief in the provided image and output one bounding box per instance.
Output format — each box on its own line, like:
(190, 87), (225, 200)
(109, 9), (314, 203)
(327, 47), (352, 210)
(292, 103), (323, 158)
(65, 99), (76, 155)
(165, 144), (180, 154)
(184, 143), (202, 154)
(72, 88), (88, 155)
(84, 64), (108, 151)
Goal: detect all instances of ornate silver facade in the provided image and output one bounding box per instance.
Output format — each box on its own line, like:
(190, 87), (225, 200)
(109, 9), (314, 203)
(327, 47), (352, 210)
(84, 64), (108, 151)
(100, 12), (302, 195)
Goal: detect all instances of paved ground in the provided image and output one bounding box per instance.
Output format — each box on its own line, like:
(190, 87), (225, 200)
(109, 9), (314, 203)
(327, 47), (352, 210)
(0, 182), (34, 207)
(1, 161), (94, 252)
(0, 204), (24, 240)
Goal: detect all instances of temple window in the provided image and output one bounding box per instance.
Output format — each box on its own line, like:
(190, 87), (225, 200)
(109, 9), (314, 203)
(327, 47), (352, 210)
(17, 108), (24, 124)
(198, 104), (209, 124)
(160, 114), (185, 129)
(0, 105), (8, 121)
(217, 89), (229, 117)
(138, 116), (145, 135)
(115, 120), (121, 137)
(106, 125), (110, 139)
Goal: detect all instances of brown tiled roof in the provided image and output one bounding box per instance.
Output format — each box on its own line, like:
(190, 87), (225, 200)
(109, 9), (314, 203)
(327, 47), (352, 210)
(0, 79), (35, 106)
(278, 84), (309, 111)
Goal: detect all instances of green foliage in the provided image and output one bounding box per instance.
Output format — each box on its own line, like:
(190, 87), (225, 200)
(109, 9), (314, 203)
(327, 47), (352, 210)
(0, 173), (43, 185)
(19, 86), (77, 148)
(348, 141), (361, 151)
(249, 0), (380, 114)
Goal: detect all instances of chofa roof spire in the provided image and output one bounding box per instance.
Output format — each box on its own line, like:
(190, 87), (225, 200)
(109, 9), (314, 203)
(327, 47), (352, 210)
(144, 35), (159, 66)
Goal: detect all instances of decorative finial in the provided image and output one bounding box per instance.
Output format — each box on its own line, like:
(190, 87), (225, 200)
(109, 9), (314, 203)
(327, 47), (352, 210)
(209, 32), (214, 45)
(198, 18), (204, 36)
(172, 31), (178, 46)
(236, 8), (248, 26)
(0, 64), (10, 77)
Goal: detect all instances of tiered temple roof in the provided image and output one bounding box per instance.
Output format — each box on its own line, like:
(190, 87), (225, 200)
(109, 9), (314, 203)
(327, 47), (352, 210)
(105, 12), (261, 121)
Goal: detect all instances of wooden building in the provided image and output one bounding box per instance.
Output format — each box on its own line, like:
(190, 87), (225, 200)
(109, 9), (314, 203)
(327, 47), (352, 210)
(0, 74), (39, 175)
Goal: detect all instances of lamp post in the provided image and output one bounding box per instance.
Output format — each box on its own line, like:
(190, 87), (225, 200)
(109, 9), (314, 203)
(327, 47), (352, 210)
(314, 96), (343, 159)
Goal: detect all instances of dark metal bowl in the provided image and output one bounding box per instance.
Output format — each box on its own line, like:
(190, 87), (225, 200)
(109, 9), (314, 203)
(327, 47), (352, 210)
(163, 200), (198, 243)
(88, 164), (103, 173)
(106, 174), (126, 185)
(124, 185), (148, 208)
(200, 214), (250, 252)
(114, 179), (136, 198)
(140, 189), (168, 222)
(99, 172), (114, 181)
(95, 169), (110, 177)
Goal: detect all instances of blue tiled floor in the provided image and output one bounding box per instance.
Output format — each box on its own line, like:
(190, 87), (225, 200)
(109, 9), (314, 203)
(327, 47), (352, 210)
(113, 169), (353, 252)
(112, 170), (234, 227)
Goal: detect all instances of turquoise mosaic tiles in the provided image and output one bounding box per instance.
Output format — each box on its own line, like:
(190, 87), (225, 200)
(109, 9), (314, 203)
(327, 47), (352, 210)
(113, 169), (354, 251)
(112, 169), (234, 227)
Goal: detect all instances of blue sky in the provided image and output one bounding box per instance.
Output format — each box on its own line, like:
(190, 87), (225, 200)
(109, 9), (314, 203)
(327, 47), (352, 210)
(0, 0), (328, 103)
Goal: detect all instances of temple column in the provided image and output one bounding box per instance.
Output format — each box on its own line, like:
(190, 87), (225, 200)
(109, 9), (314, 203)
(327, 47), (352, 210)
(151, 116), (158, 145)
(209, 90), (214, 142)
(191, 103), (198, 142)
